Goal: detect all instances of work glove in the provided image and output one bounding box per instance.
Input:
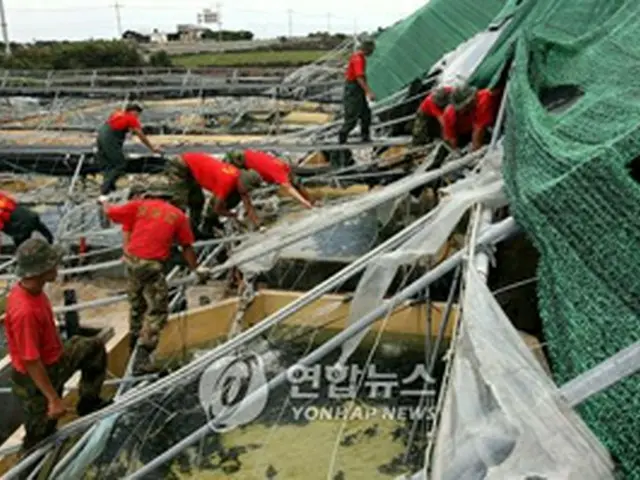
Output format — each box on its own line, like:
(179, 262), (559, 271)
(195, 266), (212, 284)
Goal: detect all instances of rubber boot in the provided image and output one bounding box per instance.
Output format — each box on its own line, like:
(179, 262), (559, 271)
(133, 346), (164, 376)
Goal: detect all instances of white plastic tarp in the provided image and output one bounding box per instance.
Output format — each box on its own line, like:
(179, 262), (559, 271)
(335, 148), (507, 367)
(430, 268), (614, 480)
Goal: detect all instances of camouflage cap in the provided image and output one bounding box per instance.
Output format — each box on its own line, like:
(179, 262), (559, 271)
(359, 36), (376, 52)
(225, 151), (246, 168)
(128, 183), (147, 200)
(431, 86), (452, 109)
(15, 238), (64, 279)
(238, 169), (262, 191)
(125, 102), (143, 113)
(452, 84), (478, 111)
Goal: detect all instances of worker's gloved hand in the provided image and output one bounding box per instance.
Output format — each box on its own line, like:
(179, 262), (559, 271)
(195, 266), (212, 284)
(97, 195), (109, 204)
(153, 147), (164, 155)
(258, 226), (267, 233)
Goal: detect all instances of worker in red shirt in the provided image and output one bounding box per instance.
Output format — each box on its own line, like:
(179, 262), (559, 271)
(225, 150), (314, 209)
(412, 86), (454, 146)
(338, 37), (376, 145)
(0, 191), (54, 248)
(100, 186), (210, 373)
(4, 238), (110, 450)
(96, 103), (160, 198)
(163, 152), (263, 238)
(441, 84), (500, 153)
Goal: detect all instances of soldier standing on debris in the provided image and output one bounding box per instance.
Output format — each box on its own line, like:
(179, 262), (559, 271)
(3, 238), (111, 450)
(338, 38), (376, 145)
(225, 150), (314, 209)
(96, 103), (161, 199)
(100, 186), (210, 374)
(0, 191), (54, 248)
(441, 84), (500, 153)
(412, 86), (454, 146)
(163, 152), (263, 238)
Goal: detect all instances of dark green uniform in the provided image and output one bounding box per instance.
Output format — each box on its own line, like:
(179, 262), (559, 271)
(96, 123), (129, 195)
(3, 205), (54, 248)
(11, 336), (107, 450)
(339, 82), (371, 144)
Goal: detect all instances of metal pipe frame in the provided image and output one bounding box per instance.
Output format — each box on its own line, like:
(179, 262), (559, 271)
(126, 217), (519, 479)
(0, 191), (476, 461)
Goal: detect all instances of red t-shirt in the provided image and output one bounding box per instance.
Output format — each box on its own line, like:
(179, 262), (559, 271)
(182, 152), (240, 201)
(345, 52), (366, 82)
(4, 284), (63, 374)
(243, 150), (291, 185)
(0, 191), (17, 231)
(442, 89), (498, 142)
(107, 110), (141, 132)
(106, 199), (195, 261)
(418, 86), (454, 118)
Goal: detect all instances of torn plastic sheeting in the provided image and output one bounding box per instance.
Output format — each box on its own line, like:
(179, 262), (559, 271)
(335, 160), (507, 368)
(234, 156), (478, 275)
(430, 268), (614, 480)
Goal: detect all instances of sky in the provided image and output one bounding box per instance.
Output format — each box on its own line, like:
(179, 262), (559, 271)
(1, 0), (428, 43)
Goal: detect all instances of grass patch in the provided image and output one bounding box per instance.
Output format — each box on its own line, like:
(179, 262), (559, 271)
(172, 49), (327, 68)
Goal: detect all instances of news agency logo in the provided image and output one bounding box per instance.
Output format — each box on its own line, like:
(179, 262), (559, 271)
(198, 353), (269, 432)
(198, 357), (436, 432)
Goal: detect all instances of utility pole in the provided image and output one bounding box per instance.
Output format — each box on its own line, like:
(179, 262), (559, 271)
(327, 13), (331, 34)
(0, 0), (10, 56)
(217, 2), (222, 43)
(114, 2), (123, 38)
(287, 9), (293, 38)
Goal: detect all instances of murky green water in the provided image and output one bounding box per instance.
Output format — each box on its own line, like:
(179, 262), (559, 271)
(86, 337), (442, 479)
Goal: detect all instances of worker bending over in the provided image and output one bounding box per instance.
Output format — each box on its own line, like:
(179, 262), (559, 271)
(163, 152), (263, 237)
(4, 238), (110, 450)
(226, 150), (314, 209)
(0, 192), (54, 248)
(100, 186), (210, 374)
(96, 103), (160, 198)
(412, 86), (453, 146)
(339, 38), (376, 144)
(441, 84), (500, 153)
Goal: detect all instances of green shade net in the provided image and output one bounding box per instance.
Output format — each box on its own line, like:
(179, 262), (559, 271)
(366, 0), (505, 100)
(501, 0), (640, 478)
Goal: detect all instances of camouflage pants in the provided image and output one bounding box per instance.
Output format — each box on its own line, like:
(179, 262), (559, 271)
(11, 336), (106, 450)
(125, 255), (169, 351)
(163, 155), (205, 228)
(412, 111), (441, 146)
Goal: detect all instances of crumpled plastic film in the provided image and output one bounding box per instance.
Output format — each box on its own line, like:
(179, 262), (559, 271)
(430, 268), (614, 480)
(233, 159), (478, 275)
(335, 149), (507, 367)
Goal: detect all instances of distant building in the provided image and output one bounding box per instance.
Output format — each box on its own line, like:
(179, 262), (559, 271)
(150, 29), (168, 44)
(176, 24), (209, 42)
(122, 30), (150, 43)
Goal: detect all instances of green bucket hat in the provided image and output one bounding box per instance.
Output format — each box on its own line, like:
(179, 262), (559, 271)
(452, 84), (478, 111)
(15, 238), (64, 279)
(225, 151), (246, 169)
(239, 169), (262, 191)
